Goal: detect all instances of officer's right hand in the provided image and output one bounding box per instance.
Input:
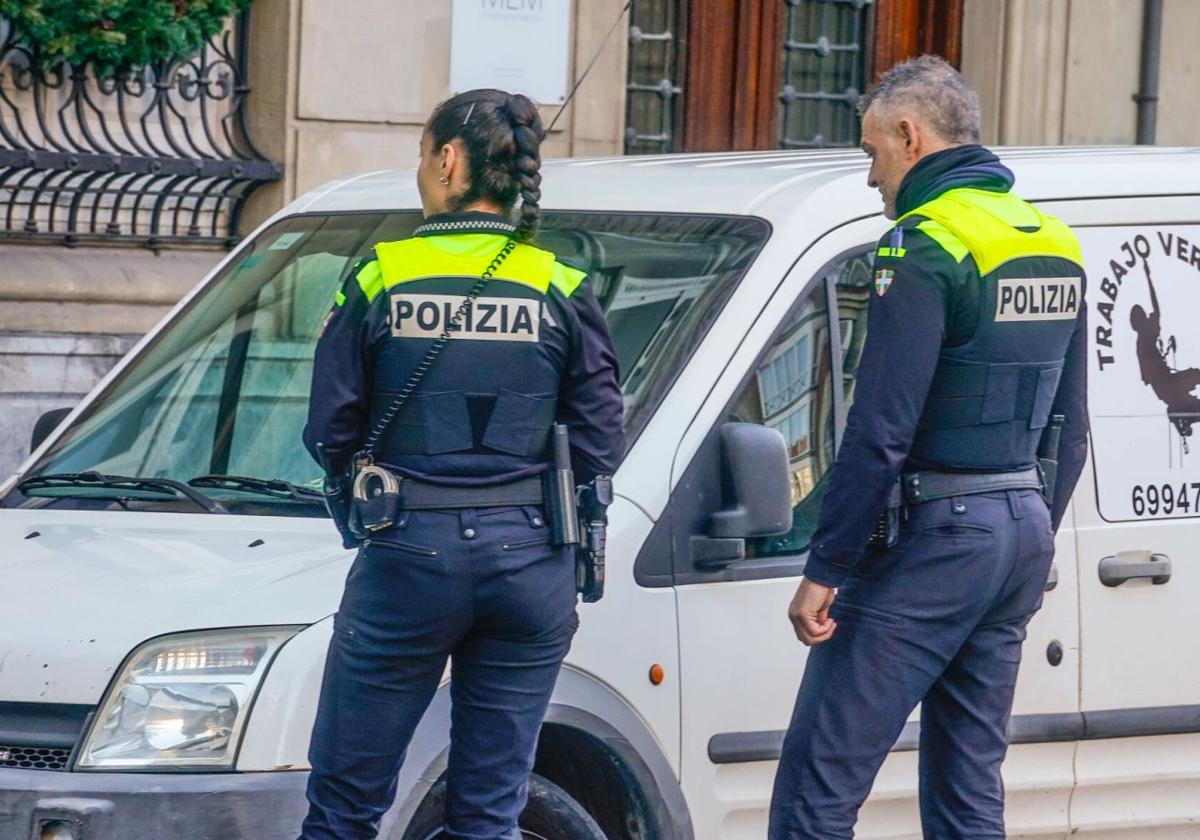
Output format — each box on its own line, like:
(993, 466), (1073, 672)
(788, 578), (837, 646)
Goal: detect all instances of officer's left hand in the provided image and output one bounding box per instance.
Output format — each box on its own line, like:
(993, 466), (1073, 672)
(788, 578), (837, 645)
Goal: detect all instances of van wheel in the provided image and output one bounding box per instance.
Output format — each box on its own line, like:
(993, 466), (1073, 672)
(403, 773), (605, 840)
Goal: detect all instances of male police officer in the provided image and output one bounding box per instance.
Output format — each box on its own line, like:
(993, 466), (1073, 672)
(769, 56), (1088, 839)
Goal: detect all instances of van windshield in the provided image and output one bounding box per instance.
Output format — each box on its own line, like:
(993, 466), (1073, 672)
(8, 211), (768, 514)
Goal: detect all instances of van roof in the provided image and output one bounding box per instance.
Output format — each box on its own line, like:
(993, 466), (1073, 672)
(295, 146), (1200, 227)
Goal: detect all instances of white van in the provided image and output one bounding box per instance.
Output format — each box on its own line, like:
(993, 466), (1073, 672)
(3, 147), (1199, 840)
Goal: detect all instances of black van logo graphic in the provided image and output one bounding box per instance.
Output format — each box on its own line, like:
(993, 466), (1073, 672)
(1093, 231), (1200, 466)
(1131, 260), (1200, 452)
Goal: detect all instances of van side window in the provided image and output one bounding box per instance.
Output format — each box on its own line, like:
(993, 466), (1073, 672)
(738, 250), (874, 559)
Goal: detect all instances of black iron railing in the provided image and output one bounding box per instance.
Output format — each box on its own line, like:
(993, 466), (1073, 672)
(0, 10), (280, 250)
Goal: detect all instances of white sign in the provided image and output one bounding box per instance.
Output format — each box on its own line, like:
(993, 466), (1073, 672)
(994, 276), (1080, 322)
(390, 293), (541, 342)
(450, 0), (572, 105)
(1082, 225), (1200, 521)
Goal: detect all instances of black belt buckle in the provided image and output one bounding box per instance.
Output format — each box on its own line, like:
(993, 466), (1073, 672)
(352, 465), (401, 533)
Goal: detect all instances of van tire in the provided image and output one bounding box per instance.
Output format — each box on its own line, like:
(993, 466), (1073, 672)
(403, 773), (606, 840)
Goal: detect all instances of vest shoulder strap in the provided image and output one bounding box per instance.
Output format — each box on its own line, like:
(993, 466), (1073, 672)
(353, 259), (385, 302)
(548, 262), (586, 298)
(913, 218), (970, 263)
(371, 236), (557, 297)
(899, 187), (1083, 276)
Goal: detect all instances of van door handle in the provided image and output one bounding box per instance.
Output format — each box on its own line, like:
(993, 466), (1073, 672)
(1044, 563), (1058, 592)
(1099, 551), (1171, 587)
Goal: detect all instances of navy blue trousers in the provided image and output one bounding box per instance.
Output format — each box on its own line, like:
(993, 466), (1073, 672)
(769, 489), (1054, 840)
(298, 506), (578, 840)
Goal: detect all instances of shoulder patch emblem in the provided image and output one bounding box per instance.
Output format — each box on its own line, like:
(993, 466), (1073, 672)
(874, 268), (895, 296)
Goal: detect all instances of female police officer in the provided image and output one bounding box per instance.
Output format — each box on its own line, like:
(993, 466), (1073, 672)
(298, 89), (624, 840)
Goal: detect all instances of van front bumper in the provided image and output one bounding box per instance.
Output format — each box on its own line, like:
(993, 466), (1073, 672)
(0, 766), (310, 839)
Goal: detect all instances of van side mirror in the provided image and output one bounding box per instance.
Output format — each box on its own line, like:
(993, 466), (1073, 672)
(31, 407), (72, 453)
(692, 423), (792, 568)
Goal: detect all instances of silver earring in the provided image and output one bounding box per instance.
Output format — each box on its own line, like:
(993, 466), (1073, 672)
(438, 176), (449, 186)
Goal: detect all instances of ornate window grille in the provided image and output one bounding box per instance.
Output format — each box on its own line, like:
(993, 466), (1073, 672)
(0, 10), (280, 250)
(779, 0), (871, 149)
(624, 0), (684, 155)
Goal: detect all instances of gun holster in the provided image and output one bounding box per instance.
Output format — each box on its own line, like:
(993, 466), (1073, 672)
(576, 476), (613, 604)
(868, 479), (903, 549)
(543, 424), (612, 603)
(1037, 414), (1065, 506)
(316, 443), (362, 550)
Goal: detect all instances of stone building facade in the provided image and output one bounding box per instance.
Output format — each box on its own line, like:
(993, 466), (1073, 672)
(962, 0), (1200, 146)
(2, 0), (1198, 478)
(240, 0), (629, 229)
(0, 0), (628, 478)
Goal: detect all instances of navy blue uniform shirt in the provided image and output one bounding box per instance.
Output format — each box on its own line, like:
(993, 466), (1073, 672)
(303, 212), (625, 486)
(803, 146), (1089, 588)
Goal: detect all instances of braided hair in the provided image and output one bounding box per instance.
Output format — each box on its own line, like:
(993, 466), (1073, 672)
(427, 88), (545, 242)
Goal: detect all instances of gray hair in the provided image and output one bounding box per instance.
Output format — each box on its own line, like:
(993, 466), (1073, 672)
(858, 55), (981, 144)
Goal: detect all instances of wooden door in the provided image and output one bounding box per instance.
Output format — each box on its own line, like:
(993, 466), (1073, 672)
(671, 0), (963, 153)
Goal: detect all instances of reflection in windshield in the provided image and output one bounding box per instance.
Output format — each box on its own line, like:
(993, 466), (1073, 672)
(740, 250), (874, 559)
(10, 212), (768, 513)
(539, 214), (766, 428)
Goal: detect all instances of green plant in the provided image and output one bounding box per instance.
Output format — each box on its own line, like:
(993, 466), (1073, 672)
(0, 0), (251, 75)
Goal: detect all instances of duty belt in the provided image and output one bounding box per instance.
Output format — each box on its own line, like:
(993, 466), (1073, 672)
(394, 473), (544, 510)
(901, 467), (1043, 506)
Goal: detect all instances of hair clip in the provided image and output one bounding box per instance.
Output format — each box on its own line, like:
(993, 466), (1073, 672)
(462, 102), (476, 126)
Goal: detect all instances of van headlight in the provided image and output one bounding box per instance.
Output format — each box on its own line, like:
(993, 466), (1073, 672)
(76, 626), (302, 771)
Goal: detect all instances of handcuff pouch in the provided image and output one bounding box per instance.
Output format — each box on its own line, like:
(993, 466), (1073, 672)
(352, 464), (401, 534)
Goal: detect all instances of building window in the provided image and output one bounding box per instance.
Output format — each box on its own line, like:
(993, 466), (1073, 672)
(778, 0), (871, 149)
(624, 0), (684, 154)
(0, 11), (279, 250)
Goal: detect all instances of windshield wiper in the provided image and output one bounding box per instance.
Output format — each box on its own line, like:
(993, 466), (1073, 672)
(189, 474), (325, 503)
(18, 471), (227, 514)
